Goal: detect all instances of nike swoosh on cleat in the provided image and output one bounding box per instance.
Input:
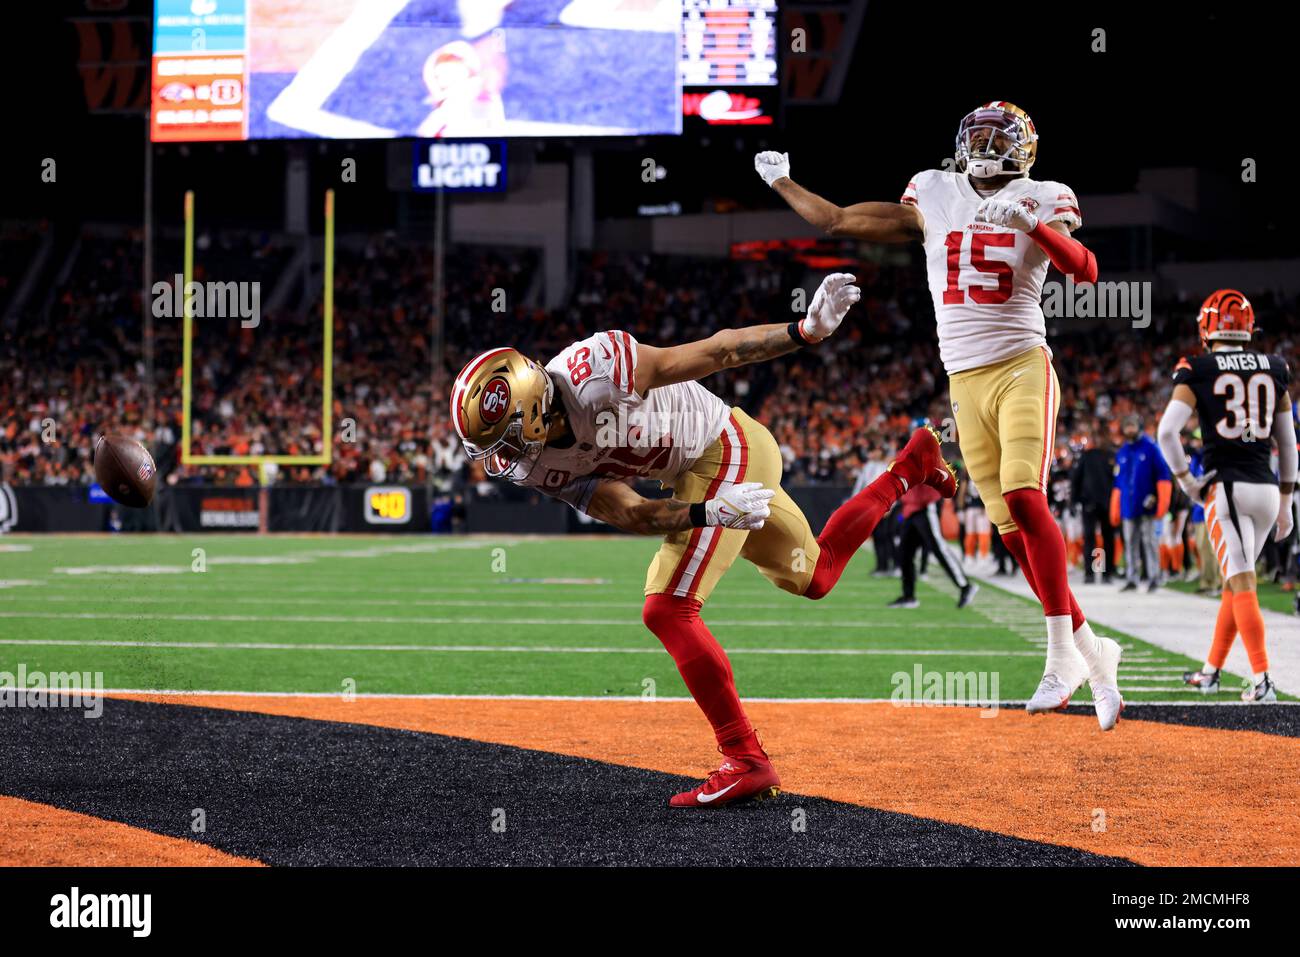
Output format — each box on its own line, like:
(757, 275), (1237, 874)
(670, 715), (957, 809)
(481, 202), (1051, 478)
(697, 781), (741, 804)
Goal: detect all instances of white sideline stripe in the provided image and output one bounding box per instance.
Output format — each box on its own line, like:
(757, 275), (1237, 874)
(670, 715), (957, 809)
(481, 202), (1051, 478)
(0, 594), (959, 614)
(23, 580), (883, 594)
(83, 688), (1300, 706)
(0, 638), (1049, 657)
(0, 610), (1007, 630)
(1115, 674), (1185, 682)
(48, 541), (500, 576)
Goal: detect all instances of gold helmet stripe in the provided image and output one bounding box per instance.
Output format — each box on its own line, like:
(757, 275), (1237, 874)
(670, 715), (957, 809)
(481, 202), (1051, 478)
(451, 346), (515, 442)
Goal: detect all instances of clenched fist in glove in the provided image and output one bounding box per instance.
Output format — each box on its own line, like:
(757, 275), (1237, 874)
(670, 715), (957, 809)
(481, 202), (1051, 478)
(1175, 468), (1217, 506)
(798, 273), (861, 343)
(754, 151), (790, 188)
(706, 481), (776, 530)
(975, 197), (1039, 232)
(1276, 493), (1294, 542)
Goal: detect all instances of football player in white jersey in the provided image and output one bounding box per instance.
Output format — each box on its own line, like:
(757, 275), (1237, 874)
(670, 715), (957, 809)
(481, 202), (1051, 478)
(756, 101), (1124, 730)
(451, 273), (959, 807)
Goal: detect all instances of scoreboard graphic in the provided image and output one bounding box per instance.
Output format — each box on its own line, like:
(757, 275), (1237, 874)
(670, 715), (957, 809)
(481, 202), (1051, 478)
(152, 0), (682, 142)
(681, 0), (778, 87)
(151, 0), (249, 141)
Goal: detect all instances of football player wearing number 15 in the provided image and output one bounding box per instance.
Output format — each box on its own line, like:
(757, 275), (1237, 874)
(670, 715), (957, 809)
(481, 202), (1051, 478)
(451, 274), (958, 807)
(757, 101), (1124, 730)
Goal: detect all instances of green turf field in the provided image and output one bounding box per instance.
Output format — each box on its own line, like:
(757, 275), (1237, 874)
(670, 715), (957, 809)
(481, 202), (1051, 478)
(0, 534), (1266, 702)
(1168, 575), (1300, 616)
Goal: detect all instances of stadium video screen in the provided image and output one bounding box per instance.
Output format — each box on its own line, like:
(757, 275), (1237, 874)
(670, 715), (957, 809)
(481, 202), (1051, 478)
(681, 0), (777, 87)
(151, 0), (683, 141)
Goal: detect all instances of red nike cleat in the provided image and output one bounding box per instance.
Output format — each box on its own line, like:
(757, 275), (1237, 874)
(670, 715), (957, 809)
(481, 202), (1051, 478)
(888, 426), (958, 498)
(669, 749), (782, 809)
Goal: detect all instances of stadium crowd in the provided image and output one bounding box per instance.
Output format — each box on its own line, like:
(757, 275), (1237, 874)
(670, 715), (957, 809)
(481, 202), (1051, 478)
(2, 226), (1296, 507)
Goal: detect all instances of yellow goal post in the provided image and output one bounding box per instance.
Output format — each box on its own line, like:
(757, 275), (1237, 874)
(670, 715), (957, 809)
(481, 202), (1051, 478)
(179, 189), (335, 474)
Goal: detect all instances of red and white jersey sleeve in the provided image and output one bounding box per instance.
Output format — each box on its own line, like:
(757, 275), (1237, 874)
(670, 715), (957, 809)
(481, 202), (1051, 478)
(551, 330), (640, 410)
(513, 331), (729, 514)
(900, 173), (924, 209)
(1035, 180), (1082, 231)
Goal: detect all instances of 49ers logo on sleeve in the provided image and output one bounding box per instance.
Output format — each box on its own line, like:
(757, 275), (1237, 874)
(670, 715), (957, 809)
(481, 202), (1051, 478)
(479, 377), (512, 424)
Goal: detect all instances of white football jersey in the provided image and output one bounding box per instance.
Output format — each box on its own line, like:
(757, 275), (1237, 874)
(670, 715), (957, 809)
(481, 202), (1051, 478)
(901, 170), (1082, 375)
(512, 330), (730, 512)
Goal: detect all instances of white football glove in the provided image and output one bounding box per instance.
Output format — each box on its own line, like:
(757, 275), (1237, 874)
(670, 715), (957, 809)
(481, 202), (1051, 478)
(705, 481), (776, 530)
(974, 197), (1039, 232)
(1276, 493), (1294, 542)
(798, 273), (861, 343)
(1176, 468), (1217, 506)
(754, 151), (790, 188)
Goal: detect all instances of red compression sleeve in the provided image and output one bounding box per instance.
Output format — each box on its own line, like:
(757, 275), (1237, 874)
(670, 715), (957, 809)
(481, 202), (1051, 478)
(1028, 221), (1098, 283)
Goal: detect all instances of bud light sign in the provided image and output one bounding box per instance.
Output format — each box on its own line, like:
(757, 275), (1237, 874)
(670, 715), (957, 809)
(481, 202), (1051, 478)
(413, 140), (506, 192)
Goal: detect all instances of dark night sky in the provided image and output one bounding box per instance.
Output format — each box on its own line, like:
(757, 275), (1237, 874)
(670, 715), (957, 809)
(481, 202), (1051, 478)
(2, 1), (1293, 250)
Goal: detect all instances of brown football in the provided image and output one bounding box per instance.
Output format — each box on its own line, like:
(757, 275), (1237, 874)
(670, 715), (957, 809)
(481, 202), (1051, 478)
(93, 433), (157, 508)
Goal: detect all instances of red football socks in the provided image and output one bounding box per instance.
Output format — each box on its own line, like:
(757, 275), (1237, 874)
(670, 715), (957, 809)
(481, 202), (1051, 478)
(804, 471), (904, 600)
(642, 593), (756, 752)
(1000, 499), (1085, 631)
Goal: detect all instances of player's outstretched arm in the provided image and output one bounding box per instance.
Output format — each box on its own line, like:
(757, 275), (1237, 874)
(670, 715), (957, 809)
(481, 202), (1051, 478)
(1157, 385), (1215, 503)
(1274, 391), (1296, 540)
(634, 273), (860, 392)
(587, 478), (774, 536)
(754, 152), (923, 243)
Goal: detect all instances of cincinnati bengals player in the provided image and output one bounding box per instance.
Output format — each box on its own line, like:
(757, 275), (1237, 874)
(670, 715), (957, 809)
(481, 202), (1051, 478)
(1157, 290), (1296, 702)
(756, 101), (1123, 729)
(451, 274), (958, 807)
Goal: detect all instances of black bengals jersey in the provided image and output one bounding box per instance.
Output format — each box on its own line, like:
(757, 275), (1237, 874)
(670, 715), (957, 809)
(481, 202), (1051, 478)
(1048, 464), (1073, 515)
(1172, 350), (1291, 484)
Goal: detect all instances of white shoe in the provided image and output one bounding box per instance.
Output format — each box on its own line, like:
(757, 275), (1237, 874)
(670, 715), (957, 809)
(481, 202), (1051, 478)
(1089, 635), (1124, 731)
(1241, 674), (1277, 703)
(1026, 661), (1087, 714)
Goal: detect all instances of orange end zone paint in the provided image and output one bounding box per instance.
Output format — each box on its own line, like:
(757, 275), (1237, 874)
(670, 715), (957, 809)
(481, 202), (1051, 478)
(0, 795), (263, 867)
(111, 694), (1300, 867)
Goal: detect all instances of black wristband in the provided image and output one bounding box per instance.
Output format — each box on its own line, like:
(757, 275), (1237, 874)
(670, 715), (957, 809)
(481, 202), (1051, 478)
(689, 502), (708, 527)
(787, 321), (808, 346)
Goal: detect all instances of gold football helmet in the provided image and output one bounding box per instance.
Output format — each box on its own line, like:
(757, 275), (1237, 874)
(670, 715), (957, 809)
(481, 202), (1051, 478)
(451, 347), (554, 478)
(955, 101), (1038, 179)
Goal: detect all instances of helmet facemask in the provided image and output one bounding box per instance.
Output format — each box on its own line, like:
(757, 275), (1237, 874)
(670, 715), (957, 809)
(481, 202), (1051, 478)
(453, 348), (555, 482)
(463, 371), (553, 480)
(955, 106), (1037, 179)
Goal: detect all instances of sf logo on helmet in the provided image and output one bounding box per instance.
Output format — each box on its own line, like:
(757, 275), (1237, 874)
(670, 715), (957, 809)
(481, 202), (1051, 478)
(479, 377), (512, 424)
